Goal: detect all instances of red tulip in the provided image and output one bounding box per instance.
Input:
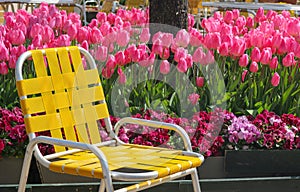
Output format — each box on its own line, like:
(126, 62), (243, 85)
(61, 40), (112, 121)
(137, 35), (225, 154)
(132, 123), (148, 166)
(196, 77), (205, 87)
(115, 51), (125, 66)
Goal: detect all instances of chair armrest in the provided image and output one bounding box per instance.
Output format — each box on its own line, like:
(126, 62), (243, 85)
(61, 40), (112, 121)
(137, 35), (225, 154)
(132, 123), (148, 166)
(114, 117), (193, 152)
(27, 135), (113, 178)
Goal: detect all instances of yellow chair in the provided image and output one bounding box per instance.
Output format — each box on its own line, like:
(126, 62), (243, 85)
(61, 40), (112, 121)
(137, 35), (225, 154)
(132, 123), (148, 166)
(16, 46), (204, 192)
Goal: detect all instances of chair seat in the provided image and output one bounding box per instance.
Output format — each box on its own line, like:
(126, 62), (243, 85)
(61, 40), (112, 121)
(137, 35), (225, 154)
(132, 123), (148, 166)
(49, 144), (203, 179)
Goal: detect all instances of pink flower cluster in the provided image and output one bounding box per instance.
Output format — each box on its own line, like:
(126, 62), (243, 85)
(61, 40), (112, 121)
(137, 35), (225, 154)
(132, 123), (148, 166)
(0, 107), (27, 157)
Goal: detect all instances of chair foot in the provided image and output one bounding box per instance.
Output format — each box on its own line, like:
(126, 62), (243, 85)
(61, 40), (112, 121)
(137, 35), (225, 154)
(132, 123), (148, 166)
(99, 179), (106, 192)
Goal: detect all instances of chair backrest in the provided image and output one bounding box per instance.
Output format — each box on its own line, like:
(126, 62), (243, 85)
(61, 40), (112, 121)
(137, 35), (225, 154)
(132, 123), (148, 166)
(16, 46), (111, 153)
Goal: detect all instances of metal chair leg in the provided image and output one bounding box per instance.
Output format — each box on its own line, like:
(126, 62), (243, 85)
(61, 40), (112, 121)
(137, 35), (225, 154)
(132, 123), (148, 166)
(191, 168), (201, 192)
(99, 179), (106, 192)
(17, 142), (35, 192)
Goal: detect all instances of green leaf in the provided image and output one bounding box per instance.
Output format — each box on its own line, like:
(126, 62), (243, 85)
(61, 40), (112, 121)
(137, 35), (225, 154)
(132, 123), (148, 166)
(281, 83), (295, 106)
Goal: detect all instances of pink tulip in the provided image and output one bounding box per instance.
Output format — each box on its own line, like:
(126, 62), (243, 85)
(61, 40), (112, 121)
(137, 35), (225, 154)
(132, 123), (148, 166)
(7, 29), (25, 45)
(188, 93), (200, 105)
(96, 12), (107, 24)
(117, 67), (126, 84)
(236, 16), (246, 30)
(55, 34), (71, 47)
(282, 52), (295, 67)
(77, 26), (89, 44)
(271, 72), (280, 87)
(231, 37), (246, 57)
(254, 7), (265, 23)
(102, 67), (114, 79)
(114, 16), (124, 28)
(67, 24), (78, 40)
(196, 77), (204, 87)
(232, 9), (240, 20)
(218, 43), (229, 57)
(140, 28), (150, 43)
(139, 52), (155, 67)
(30, 23), (43, 39)
(260, 48), (272, 65)
(249, 61), (258, 73)
(224, 11), (233, 24)
(107, 13), (116, 25)
(0, 43), (9, 61)
(239, 54), (248, 67)
(203, 32), (221, 49)
(175, 29), (190, 48)
(246, 17), (254, 28)
(160, 60), (170, 74)
(202, 50), (215, 65)
(42, 26), (54, 43)
(193, 47), (205, 63)
(189, 28), (202, 47)
(100, 21), (111, 36)
(115, 51), (126, 66)
(32, 34), (42, 47)
(124, 44), (136, 58)
(80, 40), (89, 51)
(250, 47), (261, 63)
(0, 61), (8, 75)
(188, 14), (195, 29)
(161, 33), (173, 48)
(152, 39), (163, 55)
(116, 30), (130, 47)
(277, 37), (288, 55)
(269, 57), (278, 70)
(160, 48), (170, 60)
(177, 57), (188, 73)
(287, 18), (300, 37)
(241, 70), (248, 82)
(186, 54), (193, 68)
(106, 55), (116, 70)
(90, 27), (103, 44)
(95, 46), (108, 62)
(174, 47), (187, 62)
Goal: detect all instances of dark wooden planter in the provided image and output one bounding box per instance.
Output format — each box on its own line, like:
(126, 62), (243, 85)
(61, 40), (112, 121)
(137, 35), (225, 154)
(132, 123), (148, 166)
(225, 150), (300, 177)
